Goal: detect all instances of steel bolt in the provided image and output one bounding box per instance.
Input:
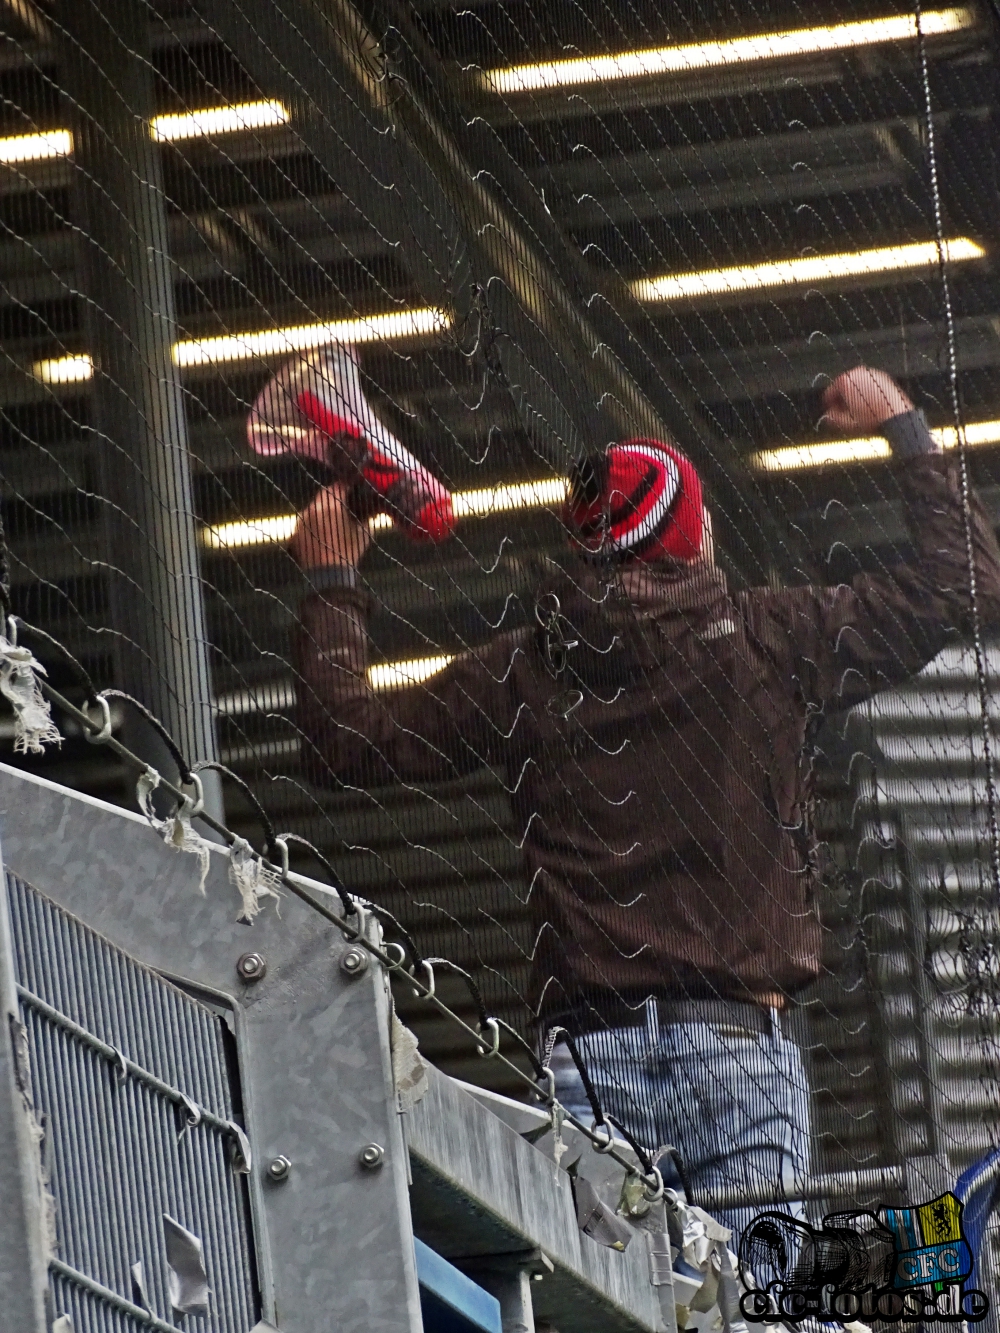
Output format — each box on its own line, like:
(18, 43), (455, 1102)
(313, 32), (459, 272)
(340, 946), (369, 978)
(358, 1142), (385, 1170)
(236, 952), (267, 982)
(266, 1155), (291, 1183)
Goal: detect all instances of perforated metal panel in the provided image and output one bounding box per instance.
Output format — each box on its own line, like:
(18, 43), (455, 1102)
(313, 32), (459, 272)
(5, 870), (259, 1332)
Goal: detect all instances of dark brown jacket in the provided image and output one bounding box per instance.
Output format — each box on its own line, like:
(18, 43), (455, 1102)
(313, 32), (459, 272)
(294, 456), (1000, 1026)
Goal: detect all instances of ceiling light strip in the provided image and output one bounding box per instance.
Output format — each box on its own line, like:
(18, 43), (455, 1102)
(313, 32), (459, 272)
(0, 129), (72, 163)
(173, 309), (450, 367)
(367, 655), (455, 692)
(215, 655), (455, 712)
(30, 309), (451, 384)
(203, 478), (567, 550)
(484, 7), (973, 93)
(0, 100), (288, 165)
(633, 238), (985, 303)
(31, 355), (94, 385)
(151, 100), (289, 143)
(753, 419), (1000, 471)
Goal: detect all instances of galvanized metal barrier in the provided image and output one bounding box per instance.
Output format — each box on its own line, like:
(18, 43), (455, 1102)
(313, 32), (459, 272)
(0, 762), (669, 1333)
(10, 873), (258, 1333)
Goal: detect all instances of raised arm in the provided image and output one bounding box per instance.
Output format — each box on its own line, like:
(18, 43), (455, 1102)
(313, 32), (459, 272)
(749, 367), (1000, 712)
(290, 483), (519, 788)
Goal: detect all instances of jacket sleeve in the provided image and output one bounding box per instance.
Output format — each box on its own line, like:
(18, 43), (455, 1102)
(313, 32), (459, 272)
(747, 454), (1000, 713)
(292, 578), (521, 788)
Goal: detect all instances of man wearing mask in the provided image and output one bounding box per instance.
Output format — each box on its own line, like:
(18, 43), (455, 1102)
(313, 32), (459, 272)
(260, 355), (1000, 1234)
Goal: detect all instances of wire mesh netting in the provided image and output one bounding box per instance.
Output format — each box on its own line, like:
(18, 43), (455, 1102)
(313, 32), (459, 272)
(2, 0), (1000, 1312)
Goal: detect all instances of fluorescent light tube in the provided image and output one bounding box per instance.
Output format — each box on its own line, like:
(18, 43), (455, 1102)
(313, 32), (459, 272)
(203, 516), (299, 549)
(0, 100), (288, 164)
(452, 478), (566, 518)
(203, 477), (566, 550)
(753, 437), (890, 471)
(173, 309), (450, 366)
(753, 419), (1000, 471)
(214, 657), (453, 710)
(367, 655), (454, 691)
(30, 309), (450, 385)
(151, 100), (289, 142)
(0, 129), (72, 164)
(484, 8), (974, 93)
(31, 355), (94, 384)
(633, 238), (985, 303)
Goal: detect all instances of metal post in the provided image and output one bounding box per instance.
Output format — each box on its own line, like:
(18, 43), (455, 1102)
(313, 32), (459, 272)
(56, 0), (223, 818)
(0, 838), (49, 1333)
(482, 1267), (536, 1333)
(459, 1255), (542, 1333)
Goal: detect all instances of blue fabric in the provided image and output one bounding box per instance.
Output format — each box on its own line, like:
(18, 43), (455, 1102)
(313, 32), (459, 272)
(955, 1144), (1000, 1281)
(549, 1009), (811, 1242)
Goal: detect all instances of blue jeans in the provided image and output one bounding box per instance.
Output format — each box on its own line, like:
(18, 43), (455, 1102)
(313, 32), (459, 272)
(549, 1005), (811, 1242)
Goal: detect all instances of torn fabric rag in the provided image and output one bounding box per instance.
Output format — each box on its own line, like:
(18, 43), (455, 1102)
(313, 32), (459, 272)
(136, 769), (212, 894)
(0, 631), (61, 754)
(228, 837), (282, 923)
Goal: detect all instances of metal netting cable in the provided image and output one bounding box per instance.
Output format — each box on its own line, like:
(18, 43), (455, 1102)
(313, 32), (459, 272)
(192, 760), (276, 854)
(99, 690), (193, 781)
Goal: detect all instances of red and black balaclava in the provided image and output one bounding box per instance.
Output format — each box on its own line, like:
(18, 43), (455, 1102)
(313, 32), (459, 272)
(564, 438), (706, 562)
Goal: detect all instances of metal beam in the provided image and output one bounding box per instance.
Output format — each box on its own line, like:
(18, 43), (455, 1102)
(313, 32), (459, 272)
(677, 313), (1000, 406)
(408, 1063), (662, 1333)
(55, 0), (223, 813)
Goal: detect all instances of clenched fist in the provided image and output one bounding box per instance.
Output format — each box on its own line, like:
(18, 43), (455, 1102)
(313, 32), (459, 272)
(822, 367), (914, 433)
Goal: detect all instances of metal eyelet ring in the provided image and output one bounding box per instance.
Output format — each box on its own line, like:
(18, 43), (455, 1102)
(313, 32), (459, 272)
(534, 593), (562, 628)
(411, 959), (435, 1001)
(83, 695), (113, 745)
(383, 941), (407, 971)
(345, 901), (367, 942)
(178, 772), (205, 818)
(642, 1166), (665, 1203)
(546, 689), (584, 719)
(545, 642), (567, 676)
(476, 1017), (500, 1058)
(591, 1120), (616, 1154)
(270, 836), (289, 877)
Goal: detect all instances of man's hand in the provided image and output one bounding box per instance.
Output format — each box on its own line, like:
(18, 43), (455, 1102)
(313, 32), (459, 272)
(290, 482), (372, 569)
(822, 367), (914, 433)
